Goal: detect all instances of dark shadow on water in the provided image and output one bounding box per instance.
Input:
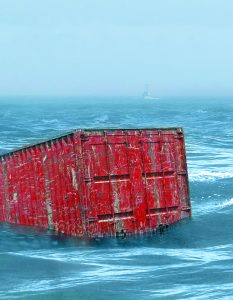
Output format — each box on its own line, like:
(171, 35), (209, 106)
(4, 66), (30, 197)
(0, 218), (195, 252)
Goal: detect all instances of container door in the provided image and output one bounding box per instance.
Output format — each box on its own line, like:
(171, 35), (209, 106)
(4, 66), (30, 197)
(80, 131), (147, 236)
(80, 132), (115, 236)
(141, 130), (180, 227)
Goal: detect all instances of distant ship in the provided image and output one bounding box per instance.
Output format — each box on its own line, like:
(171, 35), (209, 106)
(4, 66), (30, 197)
(142, 84), (159, 100)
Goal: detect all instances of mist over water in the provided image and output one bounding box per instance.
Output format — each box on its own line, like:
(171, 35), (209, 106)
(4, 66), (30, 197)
(0, 97), (233, 299)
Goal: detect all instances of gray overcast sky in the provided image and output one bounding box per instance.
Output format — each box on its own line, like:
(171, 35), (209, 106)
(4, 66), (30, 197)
(0, 0), (233, 97)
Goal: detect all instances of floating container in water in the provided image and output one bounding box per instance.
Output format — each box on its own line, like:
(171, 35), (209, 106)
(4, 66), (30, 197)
(0, 128), (191, 237)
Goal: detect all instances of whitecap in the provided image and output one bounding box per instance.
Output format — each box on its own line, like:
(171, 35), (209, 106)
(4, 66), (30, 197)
(196, 109), (207, 114)
(189, 170), (233, 182)
(195, 197), (233, 216)
(94, 114), (109, 123)
(219, 198), (233, 208)
(41, 119), (59, 124)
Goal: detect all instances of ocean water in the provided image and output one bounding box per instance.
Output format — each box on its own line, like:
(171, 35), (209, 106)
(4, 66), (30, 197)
(0, 97), (233, 299)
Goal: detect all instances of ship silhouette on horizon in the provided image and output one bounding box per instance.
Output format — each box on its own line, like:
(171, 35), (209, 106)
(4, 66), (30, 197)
(142, 84), (159, 100)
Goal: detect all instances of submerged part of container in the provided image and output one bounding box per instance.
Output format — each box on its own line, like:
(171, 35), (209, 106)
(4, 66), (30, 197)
(0, 128), (191, 237)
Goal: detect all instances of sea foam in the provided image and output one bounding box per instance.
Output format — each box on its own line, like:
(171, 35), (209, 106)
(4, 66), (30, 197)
(189, 170), (233, 182)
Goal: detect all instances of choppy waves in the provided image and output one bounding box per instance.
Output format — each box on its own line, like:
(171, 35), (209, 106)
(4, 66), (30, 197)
(0, 97), (233, 299)
(1, 242), (233, 299)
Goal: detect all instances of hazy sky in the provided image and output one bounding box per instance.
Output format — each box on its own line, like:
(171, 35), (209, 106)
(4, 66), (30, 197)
(0, 0), (233, 97)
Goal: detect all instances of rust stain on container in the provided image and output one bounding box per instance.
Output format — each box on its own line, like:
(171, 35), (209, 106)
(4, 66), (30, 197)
(0, 128), (191, 238)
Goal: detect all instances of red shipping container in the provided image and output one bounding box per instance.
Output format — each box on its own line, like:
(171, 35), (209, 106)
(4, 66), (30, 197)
(0, 128), (191, 237)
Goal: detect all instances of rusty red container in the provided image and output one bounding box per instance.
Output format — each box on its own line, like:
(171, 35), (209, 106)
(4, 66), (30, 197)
(0, 128), (191, 237)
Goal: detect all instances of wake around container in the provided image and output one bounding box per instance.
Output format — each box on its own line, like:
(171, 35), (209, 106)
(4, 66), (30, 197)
(0, 128), (191, 238)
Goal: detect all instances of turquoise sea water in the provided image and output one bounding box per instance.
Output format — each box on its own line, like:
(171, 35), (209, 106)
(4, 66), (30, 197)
(0, 97), (233, 299)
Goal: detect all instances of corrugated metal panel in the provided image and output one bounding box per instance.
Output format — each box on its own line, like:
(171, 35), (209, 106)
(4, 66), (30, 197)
(0, 128), (191, 237)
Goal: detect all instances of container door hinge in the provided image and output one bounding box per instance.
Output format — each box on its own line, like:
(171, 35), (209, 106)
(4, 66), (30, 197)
(87, 217), (97, 223)
(84, 177), (92, 183)
(177, 171), (187, 175)
(80, 133), (89, 142)
(181, 206), (191, 211)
